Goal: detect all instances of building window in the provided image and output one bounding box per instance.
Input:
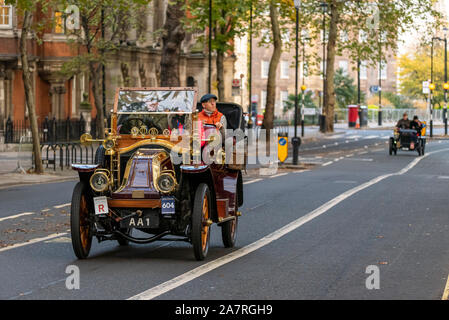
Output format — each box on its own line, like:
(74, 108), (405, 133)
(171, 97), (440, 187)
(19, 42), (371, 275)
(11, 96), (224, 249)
(339, 60), (348, 75)
(321, 60), (327, 79)
(340, 30), (348, 43)
(261, 60), (269, 79)
(281, 30), (290, 44)
(280, 91), (289, 109)
(261, 90), (267, 112)
(360, 61), (367, 80)
(54, 11), (65, 34)
(0, 0), (12, 29)
(379, 61), (387, 80)
(280, 60), (289, 79)
(359, 30), (368, 43)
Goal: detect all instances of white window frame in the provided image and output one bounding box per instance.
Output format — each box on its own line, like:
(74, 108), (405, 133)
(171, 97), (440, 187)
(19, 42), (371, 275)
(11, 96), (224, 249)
(261, 90), (267, 112)
(0, 2), (13, 29)
(261, 60), (269, 79)
(280, 90), (289, 109)
(280, 60), (290, 79)
(339, 60), (349, 75)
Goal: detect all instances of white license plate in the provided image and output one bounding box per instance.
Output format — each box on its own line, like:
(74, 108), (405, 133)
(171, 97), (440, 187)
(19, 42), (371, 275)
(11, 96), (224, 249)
(94, 196), (109, 215)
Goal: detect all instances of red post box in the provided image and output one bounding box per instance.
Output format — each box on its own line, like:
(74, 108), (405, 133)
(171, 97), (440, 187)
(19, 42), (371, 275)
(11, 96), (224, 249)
(348, 105), (359, 128)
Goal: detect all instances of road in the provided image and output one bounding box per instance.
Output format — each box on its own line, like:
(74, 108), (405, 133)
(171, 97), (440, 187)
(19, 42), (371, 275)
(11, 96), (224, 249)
(0, 129), (448, 300)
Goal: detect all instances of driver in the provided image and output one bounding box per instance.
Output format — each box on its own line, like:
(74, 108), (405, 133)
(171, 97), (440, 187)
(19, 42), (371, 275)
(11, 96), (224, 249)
(396, 112), (411, 129)
(198, 93), (227, 137)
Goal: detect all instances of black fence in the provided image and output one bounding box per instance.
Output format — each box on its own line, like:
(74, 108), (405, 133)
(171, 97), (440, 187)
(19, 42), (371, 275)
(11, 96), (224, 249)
(3, 115), (98, 144)
(33, 142), (96, 171)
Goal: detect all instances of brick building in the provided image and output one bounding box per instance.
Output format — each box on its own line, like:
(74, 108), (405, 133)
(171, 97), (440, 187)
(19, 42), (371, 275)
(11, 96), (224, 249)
(234, 30), (397, 118)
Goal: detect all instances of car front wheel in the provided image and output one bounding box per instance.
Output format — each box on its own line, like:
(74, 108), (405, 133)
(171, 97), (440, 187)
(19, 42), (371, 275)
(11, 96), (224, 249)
(191, 183), (211, 261)
(71, 182), (93, 259)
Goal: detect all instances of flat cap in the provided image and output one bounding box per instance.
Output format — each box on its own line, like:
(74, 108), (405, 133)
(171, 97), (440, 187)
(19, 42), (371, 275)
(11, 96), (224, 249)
(200, 93), (218, 103)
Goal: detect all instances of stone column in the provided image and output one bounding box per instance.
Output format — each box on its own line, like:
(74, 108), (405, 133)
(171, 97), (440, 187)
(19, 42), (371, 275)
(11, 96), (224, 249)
(49, 82), (67, 120)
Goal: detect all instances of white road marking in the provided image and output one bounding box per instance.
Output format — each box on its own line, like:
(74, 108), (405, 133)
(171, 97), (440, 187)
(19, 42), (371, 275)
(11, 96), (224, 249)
(243, 179), (263, 185)
(128, 148), (449, 301)
(0, 233), (68, 253)
(293, 170), (310, 174)
(0, 212), (35, 222)
(345, 158), (373, 162)
(437, 176), (449, 179)
(41, 209), (50, 212)
(270, 173), (288, 178)
(363, 135), (379, 140)
(54, 203), (70, 209)
(322, 161), (333, 167)
(442, 274), (449, 300)
(359, 151), (368, 155)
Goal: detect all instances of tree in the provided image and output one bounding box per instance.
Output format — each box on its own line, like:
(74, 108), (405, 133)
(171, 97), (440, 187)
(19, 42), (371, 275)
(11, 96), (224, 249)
(333, 68), (363, 109)
(298, 0), (442, 132)
(283, 92), (317, 113)
(383, 92), (414, 109)
(160, 0), (185, 87)
(57, 0), (150, 138)
(185, 0), (251, 100)
(6, 0), (53, 174)
(398, 45), (445, 108)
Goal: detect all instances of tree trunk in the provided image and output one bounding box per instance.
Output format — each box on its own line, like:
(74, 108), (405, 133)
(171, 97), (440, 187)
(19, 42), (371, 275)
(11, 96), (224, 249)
(262, 2), (282, 132)
(89, 64), (105, 139)
(160, 0), (185, 86)
(216, 51), (225, 100)
(324, 1), (339, 133)
(20, 10), (43, 174)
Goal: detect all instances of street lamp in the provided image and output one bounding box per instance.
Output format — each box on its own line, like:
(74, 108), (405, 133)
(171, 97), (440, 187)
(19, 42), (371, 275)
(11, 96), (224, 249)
(319, 2), (328, 133)
(429, 82), (436, 137)
(292, 0), (301, 165)
(443, 27), (449, 135)
(208, 0), (212, 93)
(301, 29), (310, 138)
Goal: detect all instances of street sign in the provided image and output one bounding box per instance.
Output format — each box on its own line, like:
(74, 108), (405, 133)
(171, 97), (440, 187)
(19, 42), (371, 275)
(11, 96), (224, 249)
(370, 86), (381, 93)
(423, 81), (430, 94)
(232, 79), (241, 88)
(278, 137), (288, 163)
(251, 95), (259, 103)
(303, 108), (316, 115)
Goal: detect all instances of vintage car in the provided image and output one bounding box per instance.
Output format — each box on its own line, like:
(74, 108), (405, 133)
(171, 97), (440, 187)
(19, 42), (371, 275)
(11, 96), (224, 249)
(70, 87), (245, 261)
(389, 123), (426, 156)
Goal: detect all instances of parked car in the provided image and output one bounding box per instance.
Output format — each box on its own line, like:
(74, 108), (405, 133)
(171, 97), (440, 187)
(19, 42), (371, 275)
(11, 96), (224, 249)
(71, 87), (246, 261)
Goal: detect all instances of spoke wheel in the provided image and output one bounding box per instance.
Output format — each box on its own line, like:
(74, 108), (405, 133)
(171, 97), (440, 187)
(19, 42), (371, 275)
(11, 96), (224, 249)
(71, 182), (93, 259)
(221, 193), (239, 248)
(192, 183), (211, 261)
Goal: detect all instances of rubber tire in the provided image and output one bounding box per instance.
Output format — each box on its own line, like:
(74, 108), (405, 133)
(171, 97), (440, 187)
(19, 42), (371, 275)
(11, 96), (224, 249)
(389, 138), (393, 156)
(71, 182), (93, 259)
(191, 183), (211, 261)
(221, 193), (239, 248)
(94, 145), (105, 167)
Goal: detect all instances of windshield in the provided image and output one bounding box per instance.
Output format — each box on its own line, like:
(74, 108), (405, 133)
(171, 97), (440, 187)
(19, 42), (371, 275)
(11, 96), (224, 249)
(117, 89), (195, 113)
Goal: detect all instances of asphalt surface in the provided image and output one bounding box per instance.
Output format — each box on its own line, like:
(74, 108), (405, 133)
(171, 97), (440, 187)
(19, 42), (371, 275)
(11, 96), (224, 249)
(0, 128), (449, 300)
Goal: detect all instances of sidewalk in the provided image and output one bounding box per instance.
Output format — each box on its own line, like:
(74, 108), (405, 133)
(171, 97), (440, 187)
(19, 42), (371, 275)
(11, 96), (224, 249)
(0, 151), (78, 190)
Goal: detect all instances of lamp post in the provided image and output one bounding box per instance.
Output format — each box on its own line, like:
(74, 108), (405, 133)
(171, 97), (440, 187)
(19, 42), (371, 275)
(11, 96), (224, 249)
(247, 1), (253, 128)
(208, 0), (212, 93)
(319, 2), (328, 133)
(444, 27), (448, 135)
(301, 30), (310, 138)
(430, 82), (436, 137)
(292, 0), (301, 165)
